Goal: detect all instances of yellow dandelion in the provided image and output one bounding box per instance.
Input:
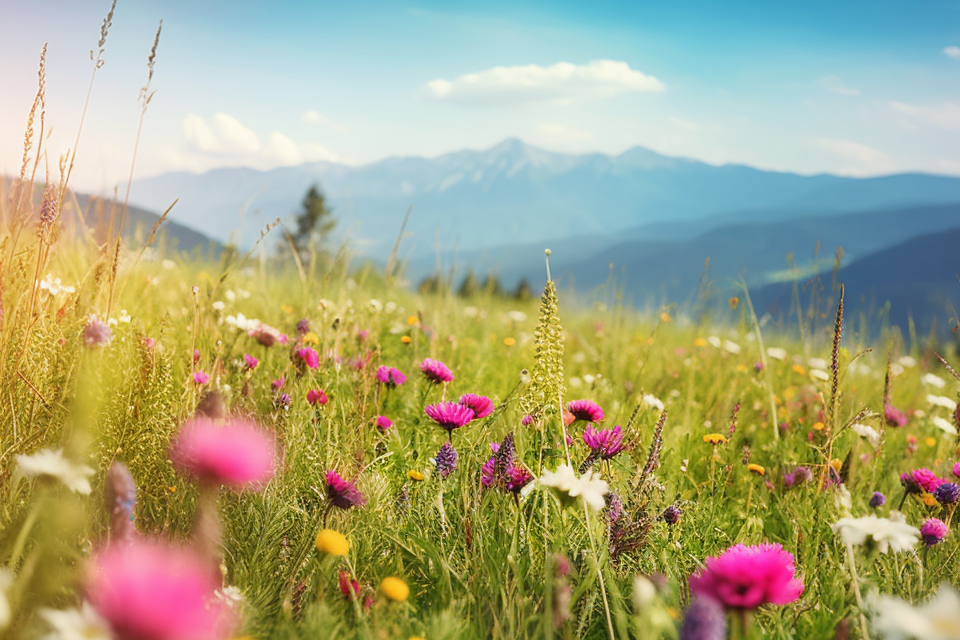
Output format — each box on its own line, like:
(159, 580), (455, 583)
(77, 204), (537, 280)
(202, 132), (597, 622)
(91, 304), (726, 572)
(503, 336), (516, 347)
(791, 364), (806, 375)
(830, 458), (843, 472)
(703, 433), (727, 445)
(659, 312), (671, 323)
(736, 364), (748, 373)
(747, 463), (765, 476)
(302, 331), (320, 345)
(406, 315), (420, 326)
(167, 486), (177, 493)
(281, 304), (293, 314)
(646, 337), (655, 346)
(923, 493), (939, 507)
(400, 336), (412, 344)
(380, 576), (410, 602)
(666, 607), (679, 620)
(728, 296), (740, 309)
(694, 338), (707, 347)
(408, 470), (424, 481)
(408, 637), (428, 640)
(925, 437), (937, 447)
(315, 529), (349, 556)
(812, 421), (826, 431)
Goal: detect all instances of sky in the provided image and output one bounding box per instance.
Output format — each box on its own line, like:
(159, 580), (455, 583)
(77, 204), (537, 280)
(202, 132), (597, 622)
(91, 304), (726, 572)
(3, 0), (960, 193)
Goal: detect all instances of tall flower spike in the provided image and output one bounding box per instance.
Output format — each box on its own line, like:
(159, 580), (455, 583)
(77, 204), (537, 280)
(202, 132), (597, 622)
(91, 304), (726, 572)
(105, 462), (137, 543)
(519, 279), (565, 419)
(435, 442), (458, 478)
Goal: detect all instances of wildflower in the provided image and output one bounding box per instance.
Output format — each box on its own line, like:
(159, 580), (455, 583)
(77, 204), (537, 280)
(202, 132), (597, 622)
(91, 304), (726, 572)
(459, 393), (494, 419)
(276, 393), (292, 409)
(325, 471), (366, 509)
(935, 482), (960, 505)
(248, 322), (288, 347)
(921, 518), (949, 546)
(954, 461), (960, 479)
(767, 347), (787, 360)
(688, 543), (803, 609)
(400, 336), (412, 344)
(703, 433), (727, 445)
(83, 315), (112, 347)
(375, 415), (393, 432)
(86, 540), (234, 640)
(851, 423), (881, 448)
(243, 354), (259, 370)
(747, 463), (765, 476)
(901, 468), (941, 494)
(434, 442), (458, 478)
(754, 361), (765, 373)
(663, 504), (682, 525)
(884, 403), (908, 427)
(505, 467), (534, 495)
(170, 418), (276, 489)
(376, 366), (407, 387)
(831, 514), (920, 553)
(870, 583), (960, 640)
(379, 577), (409, 602)
(503, 337), (516, 346)
(922, 373), (948, 388)
(582, 425), (625, 465)
(521, 414), (534, 426)
(566, 399), (604, 423)
(338, 571), (360, 599)
(424, 402), (475, 436)
(932, 416), (958, 436)
(306, 389), (328, 406)
(728, 296), (739, 309)
(296, 318), (311, 335)
(296, 347), (320, 370)
(539, 464), (610, 513)
(928, 394), (958, 411)
(271, 376), (285, 392)
(15, 448), (95, 494)
(316, 529), (349, 556)
(419, 358), (454, 383)
(407, 470), (424, 482)
(39, 602), (112, 640)
(792, 364), (807, 375)
(679, 596), (726, 640)
(192, 371), (210, 385)
(870, 492), (886, 508)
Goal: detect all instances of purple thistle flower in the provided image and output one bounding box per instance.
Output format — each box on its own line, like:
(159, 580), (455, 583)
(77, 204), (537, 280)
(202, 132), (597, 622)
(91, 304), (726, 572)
(243, 354), (259, 370)
(663, 504), (682, 525)
(953, 461), (960, 480)
(325, 470), (366, 509)
(375, 415), (393, 432)
(192, 371), (210, 385)
(297, 347), (320, 370)
(869, 491), (886, 508)
(376, 366), (407, 387)
(521, 414), (534, 426)
(276, 393), (292, 408)
(566, 399), (604, 423)
(271, 376), (285, 392)
(459, 394), (494, 419)
(921, 517), (949, 546)
(679, 597), (726, 640)
(935, 482), (960, 505)
(83, 315), (112, 347)
(420, 358), (454, 384)
(424, 402), (475, 437)
(296, 318), (310, 335)
(505, 467), (533, 494)
(782, 471), (797, 488)
(434, 442), (458, 478)
(884, 402), (908, 427)
(583, 425), (624, 460)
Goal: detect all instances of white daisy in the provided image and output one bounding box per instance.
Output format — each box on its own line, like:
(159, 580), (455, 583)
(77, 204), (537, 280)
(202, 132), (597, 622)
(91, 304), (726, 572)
(15, 449), (95, 495)
(831, 513), (920, 554)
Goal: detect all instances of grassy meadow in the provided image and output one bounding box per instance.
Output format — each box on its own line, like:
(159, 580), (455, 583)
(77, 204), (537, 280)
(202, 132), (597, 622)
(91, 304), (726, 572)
(3, 17), (960, 640)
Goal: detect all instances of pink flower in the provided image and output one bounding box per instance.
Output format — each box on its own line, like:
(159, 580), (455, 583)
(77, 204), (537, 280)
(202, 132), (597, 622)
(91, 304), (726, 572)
(582, 425), (624, 460)
(297, 347), (320, 369)
(376, 366), (407, 387)
(83, 315), (112, 347)
(375, 415), (393, 432)
(192, 348), (201, 363)
(689, 543), (803, 610)
(420, 358), (454, 384)
(325, 470), (365, 509)
(424, 402), (475, 435)
(243, 354), (259, 370)
(86, 540), (235, 640)
(459, 393), (494, 419)
(953, 461), (960, 480)
(170, 418), (276, 489)
(521, 414), (534, 426)
(921, 518), (949, 546)
(567, 399), (604, 423)
(248, 322), (288, 347)
(192, 371), (210, 385)
(307, 388), (328, 406)
(901, 468), (941, 494)
(884, 402), (907, 427)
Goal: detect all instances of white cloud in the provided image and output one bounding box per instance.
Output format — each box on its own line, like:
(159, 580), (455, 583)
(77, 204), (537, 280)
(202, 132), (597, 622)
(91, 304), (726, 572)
(301, 110), (347, 132)
(537, 122), (594, 141)
(668, 116), (699, 133)
(426, 60), (664, 107)
(184, 112), (260, 154)
(944, 46), (960, 59)
(815, 138), (892, 174)
(819, 75), (860, 97)
(891, 101), (960, 132)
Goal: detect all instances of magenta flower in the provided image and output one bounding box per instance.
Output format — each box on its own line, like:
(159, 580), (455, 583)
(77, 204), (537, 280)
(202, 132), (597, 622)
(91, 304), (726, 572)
(953, 461), (960, 479)
(297, 347), (320, 370)
(83, 315), (112, 347)
(567, 399), (604, 423)
(243, 354), (259, 370)
(375, 415), (393, 432)
(87, 540), (235, 640)
(583, 425), (624, 460)
(248, 322), (288, 347)
(325, 470), (365, 510)
(170, 418), (276, 489)
(921, 518), (949, 546)
(481, 456), (497, 487)
(688, 543), (803, 610)
(420, 358), (454, 384)
(271, 376), (285, 392)
(192, 348), (201, 364)
(521, 414), (534, 426)
(505, 467), (533, 494)
(901, 468), (941, 494)
(192, 371), (210, 385)
(307, 388), (328, 406)
(424, 402), (475, 437)
(376, 366), (407, 387)
(459, 394), (494, 419)
(884, 402), (907, 427)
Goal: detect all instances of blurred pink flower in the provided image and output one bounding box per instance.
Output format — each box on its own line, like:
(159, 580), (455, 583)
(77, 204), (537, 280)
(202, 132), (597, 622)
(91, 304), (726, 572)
(297, 347), (320, 369)
(170, 418), (276, 489)
(243, 354), (259, 370)
(376, 365), (407, 387)
(192, 371), (210, 385)
(86, 540), (234, 640)
(375, 415), (393, 432)
(248, 322), (288, 347)
(420, 358), (454, 384)
(307, 389), (328, 406)
(689, 543), (803, 610)
(83, 315), (112, 347)
(459, 394), (494, 419)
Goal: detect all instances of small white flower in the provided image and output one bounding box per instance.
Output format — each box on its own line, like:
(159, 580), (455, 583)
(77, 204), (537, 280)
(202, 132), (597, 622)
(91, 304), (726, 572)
(539, 464), (609, 512)
(582, 374), (596, 386)
(722, 340), (741, 354)
(215, 585), (245, 608)
(890, 363), (905, 377)
(117, 310), (131, 323)
(707, 336), (722, 348)
(39, 602), (111, 640)
(869, 583), (960, 640)
(922, 373), (947, 389)
(642, 394), (665, 411)
(161, 259), (175, 270)
(385, 301), (397, 313)
(211, 301), (225, 312)
(810, 368), (830, 382)
(932, 416), (958, 436)
(928, 394), (958, 412)
(851, 423), (881, 448)
(897, 355), (917, 368)
(15, 449), (95, 494)
(568, 377), (583, 388)
(368, 299), (383, 312)
(831, 513), (920, 554)
(808, 357), (828, 369)
(633, 575), (657, 612)
(224, 289), (237, 301)
(767, 347), (787, 360)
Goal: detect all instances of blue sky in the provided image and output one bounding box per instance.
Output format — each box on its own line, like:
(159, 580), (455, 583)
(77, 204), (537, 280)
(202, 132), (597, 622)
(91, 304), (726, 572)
(3, 0), (960, 192)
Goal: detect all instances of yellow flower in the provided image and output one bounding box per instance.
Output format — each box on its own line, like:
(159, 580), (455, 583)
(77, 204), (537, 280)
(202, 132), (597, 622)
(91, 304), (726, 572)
(281, 304), (293, 314)
(728, 296), (740, 309)
(659, 312), (671, 323)
(923, 493), (939, 507)
(408, 470), (424, 481)
(380, 576), (410, 602)
(503, 337), (516, 347)
(694, 338), (707, 347)
(813, 421), (826, 431)
(925, 437), (937, 447)
(302, 331), (319, 345)
(408, 637), (428, 640)
(703, 433), (727, 445)
(736, 364), (748, 373)
(406, 315), (420, 326)
(791, 364), (806, 376)
(400, 336), (412, 344)
(830, 458), (843, 472)
(747, 463), (765, 476)
(316, 529), (349, 556)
